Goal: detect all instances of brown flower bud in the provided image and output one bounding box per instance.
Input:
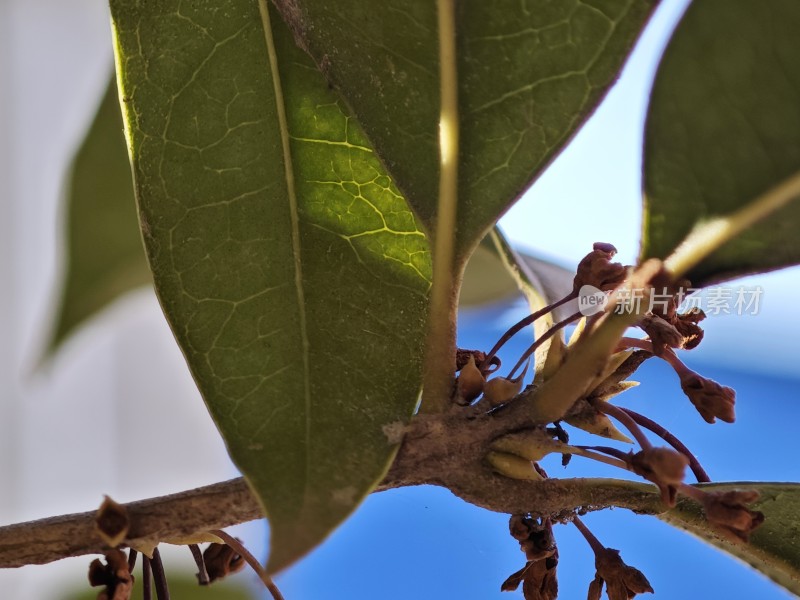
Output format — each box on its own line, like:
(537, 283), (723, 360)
(591, 547), (653, 600)
(88, 549), (133, 600)
(502, 555), (559, 600)
(455, 355), (485, 405)
(629, 447), (689, 507)
(509, 515), (533, 541)
(521, 527), (556, 562)
(573, 243), (627, 292)
(95, 496), (130, 549)
(640, 314), (683, 356)
(203, 542), (246, 583)
(680, 372), (736, 424)
(675, 308), (706, 350)
(501, 564), (528, 592)
(587, 574), (604, 600)
(701, 490), (765, 542)
(630, 447), (688, 485)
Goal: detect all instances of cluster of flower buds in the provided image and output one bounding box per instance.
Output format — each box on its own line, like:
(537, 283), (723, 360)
(485, 243), (764, 599)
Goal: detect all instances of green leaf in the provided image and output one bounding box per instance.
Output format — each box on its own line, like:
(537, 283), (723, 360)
(485, 228), (570, 380)
(460, 230), (573, 310)
(272, 0), (660, 256)
(662, 483), (800, 596)
(110, 0), (430, 573)
(48, 75), (151, 355)
(641, 0), (800, 285)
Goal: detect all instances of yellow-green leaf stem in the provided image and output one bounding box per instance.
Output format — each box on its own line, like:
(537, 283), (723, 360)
(420, 0), (460, 414)
(642, 0), (800, 284)
(664, 170), (800, 279)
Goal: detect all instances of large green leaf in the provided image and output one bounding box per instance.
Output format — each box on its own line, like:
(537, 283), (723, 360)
(48, 76), (151, 354)
(110, 0), (430, 573)
(272, 0), (660, 256)
(641, 0), (800, 285)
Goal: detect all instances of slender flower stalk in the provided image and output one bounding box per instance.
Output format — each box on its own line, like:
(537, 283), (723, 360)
(616, 337), (735, 423)
(150, 547), (170, 600)
(142, 555), (152, 600)
(482, 292), (578, 368)
(189, 544), (210, 585)
(507, 311), (582, 379)
(568, 445), (631, 471)
(572, 516), (605, 554)
(127, 548), (137, 573)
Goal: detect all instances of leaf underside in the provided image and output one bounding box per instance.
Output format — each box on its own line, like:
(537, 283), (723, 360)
(663, 483), (800, 596)
(568, 479), (800, 597)
(110, 0), (430, 573)
(460, 229), (573, 310)
(641, 0), (800, 286)
(272, 0), (660, 257)
(48, 76), (152, 356)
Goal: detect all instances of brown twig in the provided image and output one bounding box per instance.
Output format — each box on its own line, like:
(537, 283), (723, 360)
(0, 410), (673, 570)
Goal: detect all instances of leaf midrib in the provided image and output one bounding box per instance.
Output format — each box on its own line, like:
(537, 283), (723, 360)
(257, 0), (313, 504)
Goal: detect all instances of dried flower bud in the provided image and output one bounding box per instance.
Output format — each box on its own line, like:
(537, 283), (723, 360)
(520, 530), (556, 562)
(591, 547), (653, 600)
(629, 447), (689, 507)
(630, 447), (688, 485)
(573, 243), (627, 292)
(95, 496), (129, 548)
(483, 374), (524, 407)
(510, 515), (534, 541)
(587, 574), (604, 600)
(501, 564), (528, 592)
(675, 308), (706, 350)
(680, 372), (736, 424)
(640, 314), (683, 356)
(502, 555), (559, 600)
(88, 550), (133, 600)
(203, 542), (246, 583)
(701, 490), (765, 542)
(455, 355), (485, 405)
